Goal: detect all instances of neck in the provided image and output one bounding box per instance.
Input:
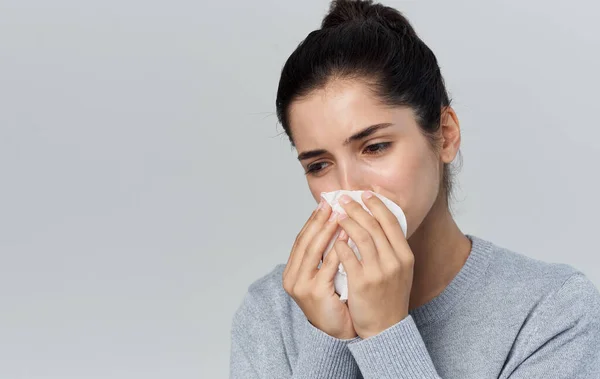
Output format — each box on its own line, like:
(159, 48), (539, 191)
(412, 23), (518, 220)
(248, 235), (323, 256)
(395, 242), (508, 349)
(406, 193), (472, 311)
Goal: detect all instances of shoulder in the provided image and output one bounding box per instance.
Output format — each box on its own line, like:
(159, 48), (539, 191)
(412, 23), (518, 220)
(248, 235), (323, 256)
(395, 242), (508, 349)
(230, 263), (307, 364)
(490, 245), (600, 373)
(477, 235), (600, 330)
(229, 265), (306, 375)
(464, 235), (600, 331)
(245, 263), (288, 309)
(480, 236), (592, 297)
(231, 263), (294, 327)
(554, 271), (600, 313)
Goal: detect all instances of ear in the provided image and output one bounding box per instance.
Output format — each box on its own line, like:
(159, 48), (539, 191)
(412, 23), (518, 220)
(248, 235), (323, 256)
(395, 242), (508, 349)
(439, 106), (461, 164)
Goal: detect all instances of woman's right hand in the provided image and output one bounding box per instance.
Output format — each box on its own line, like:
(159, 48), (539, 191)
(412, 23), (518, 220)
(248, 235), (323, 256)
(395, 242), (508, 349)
(282, 199), (358, 340)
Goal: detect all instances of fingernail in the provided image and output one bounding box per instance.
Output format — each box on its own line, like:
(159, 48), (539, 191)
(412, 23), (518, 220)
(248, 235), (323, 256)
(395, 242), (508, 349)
(338, 229), (347, 240)
(328, 211), (338, 222)
(339, 194), (351, 204)
(337, 212), (348, 220)
(363, 191), (373, 199)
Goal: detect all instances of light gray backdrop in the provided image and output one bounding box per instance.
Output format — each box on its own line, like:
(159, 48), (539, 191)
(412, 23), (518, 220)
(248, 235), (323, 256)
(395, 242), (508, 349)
(0, 0), (598, 378)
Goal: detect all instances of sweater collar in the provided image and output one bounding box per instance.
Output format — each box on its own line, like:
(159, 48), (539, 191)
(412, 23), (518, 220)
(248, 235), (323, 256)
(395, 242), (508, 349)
(408, 234), (494, 328)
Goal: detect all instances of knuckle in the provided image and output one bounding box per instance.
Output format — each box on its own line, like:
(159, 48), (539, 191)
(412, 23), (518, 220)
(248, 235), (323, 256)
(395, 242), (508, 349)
(313, 208), (327, 221)
(333, 241), (346, 255)
(401, 254), (415, 268)
(282, 278), (294, 294)
(323, 251), (336, 265)
(383, 260), (400, 275)
(355, 231), (372, 245)
(304, 239), (316, 254)
(383, 267), (399, 281)
(294, 233), (307, 249)
(365, 217), (380, 231)
(366, 273), (380, 286)
(386, 214), (400, 226)
(358, 274), (378, 290)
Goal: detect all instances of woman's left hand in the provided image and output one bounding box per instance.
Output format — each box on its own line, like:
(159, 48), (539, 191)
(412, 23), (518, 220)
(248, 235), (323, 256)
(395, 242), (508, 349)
(333, 191), (415, 339)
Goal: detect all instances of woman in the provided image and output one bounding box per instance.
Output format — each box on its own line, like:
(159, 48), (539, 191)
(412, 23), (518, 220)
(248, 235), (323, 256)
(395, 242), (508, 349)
(230, 1), (600, 378)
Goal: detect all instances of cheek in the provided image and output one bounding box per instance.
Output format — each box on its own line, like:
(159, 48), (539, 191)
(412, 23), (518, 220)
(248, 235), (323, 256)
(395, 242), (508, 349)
(375, 147), (438, 192)
(371, 148), (440, 230)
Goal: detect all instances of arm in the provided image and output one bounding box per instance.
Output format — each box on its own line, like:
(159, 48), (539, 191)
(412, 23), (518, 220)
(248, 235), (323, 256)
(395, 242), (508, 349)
(230, 289), (362, 379)
(346, 272), (600, 379)
(347, 314), (441, 378)
(502, 273), (600, 378)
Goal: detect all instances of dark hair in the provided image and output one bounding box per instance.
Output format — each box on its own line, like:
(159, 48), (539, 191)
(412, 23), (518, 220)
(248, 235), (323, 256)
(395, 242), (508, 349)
(275, 0), (461, 206)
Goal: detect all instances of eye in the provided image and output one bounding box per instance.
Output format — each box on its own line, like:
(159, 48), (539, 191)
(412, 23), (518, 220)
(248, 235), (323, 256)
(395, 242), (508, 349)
(305, 161), (329, 175)
(363, 142), (392, 155)
(304, 142), (392, 176)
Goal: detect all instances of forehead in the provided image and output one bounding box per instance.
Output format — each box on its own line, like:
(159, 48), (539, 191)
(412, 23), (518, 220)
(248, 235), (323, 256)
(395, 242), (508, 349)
(288, 79), (411, 149)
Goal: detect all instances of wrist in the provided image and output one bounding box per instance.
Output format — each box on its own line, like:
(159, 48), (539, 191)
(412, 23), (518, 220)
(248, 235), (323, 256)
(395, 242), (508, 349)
(358, 312), (409, 339)
(308, 319), (358, 340)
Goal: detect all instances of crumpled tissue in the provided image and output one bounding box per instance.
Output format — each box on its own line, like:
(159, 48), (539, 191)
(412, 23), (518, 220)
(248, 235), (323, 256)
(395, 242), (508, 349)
(320, 190), (408, 301)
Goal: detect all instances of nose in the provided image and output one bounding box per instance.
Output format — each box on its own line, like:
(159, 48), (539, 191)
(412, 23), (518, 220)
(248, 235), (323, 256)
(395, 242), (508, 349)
(338, 162), (374, 193)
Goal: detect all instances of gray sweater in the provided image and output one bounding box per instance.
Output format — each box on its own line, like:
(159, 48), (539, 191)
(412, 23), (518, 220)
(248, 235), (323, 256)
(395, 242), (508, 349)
(229, 235), (600, 378)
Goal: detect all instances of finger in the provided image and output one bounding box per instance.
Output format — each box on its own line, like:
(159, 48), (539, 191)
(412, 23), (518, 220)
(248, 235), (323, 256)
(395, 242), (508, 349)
(336, 212), (379, 268)
(360, 191), (409, 263)
(298, 202), (323, 238)
(283, 203), (327, 289)
(284, 208), (317, 271)
(284, 201), (332, 279)
(338, 194), (396, 265)
(316, 241), (341, 284)
(295, 201), (328, 250)
(334, 238), (362, 280)
(298, 211), (340, 281)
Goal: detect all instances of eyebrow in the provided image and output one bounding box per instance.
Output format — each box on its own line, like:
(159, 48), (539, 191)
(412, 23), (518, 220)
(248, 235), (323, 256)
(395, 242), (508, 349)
(296, 122), (394, 161)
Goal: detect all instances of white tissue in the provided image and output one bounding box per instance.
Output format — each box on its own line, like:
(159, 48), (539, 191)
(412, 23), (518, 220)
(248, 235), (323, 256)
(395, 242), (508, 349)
(320, 190), (408, 301)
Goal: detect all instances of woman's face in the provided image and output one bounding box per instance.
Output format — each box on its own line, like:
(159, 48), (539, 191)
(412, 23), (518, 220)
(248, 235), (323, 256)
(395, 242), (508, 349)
(288, 79), (455, 238)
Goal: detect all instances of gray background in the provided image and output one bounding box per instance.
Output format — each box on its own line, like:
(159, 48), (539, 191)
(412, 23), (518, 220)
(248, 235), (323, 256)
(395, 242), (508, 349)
(1, 0), (598, 378)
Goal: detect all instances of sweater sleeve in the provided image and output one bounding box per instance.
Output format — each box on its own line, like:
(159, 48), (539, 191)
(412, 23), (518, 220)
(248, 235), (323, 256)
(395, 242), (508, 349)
(347, 314), (441, 378)
(346, 272), (600, 379)
(229, 288), (362, 379)
(502, 272), (600, 378)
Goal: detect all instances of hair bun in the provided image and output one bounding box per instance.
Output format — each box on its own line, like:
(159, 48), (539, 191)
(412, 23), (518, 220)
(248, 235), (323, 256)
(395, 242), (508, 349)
(321, 0), (417, 38)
